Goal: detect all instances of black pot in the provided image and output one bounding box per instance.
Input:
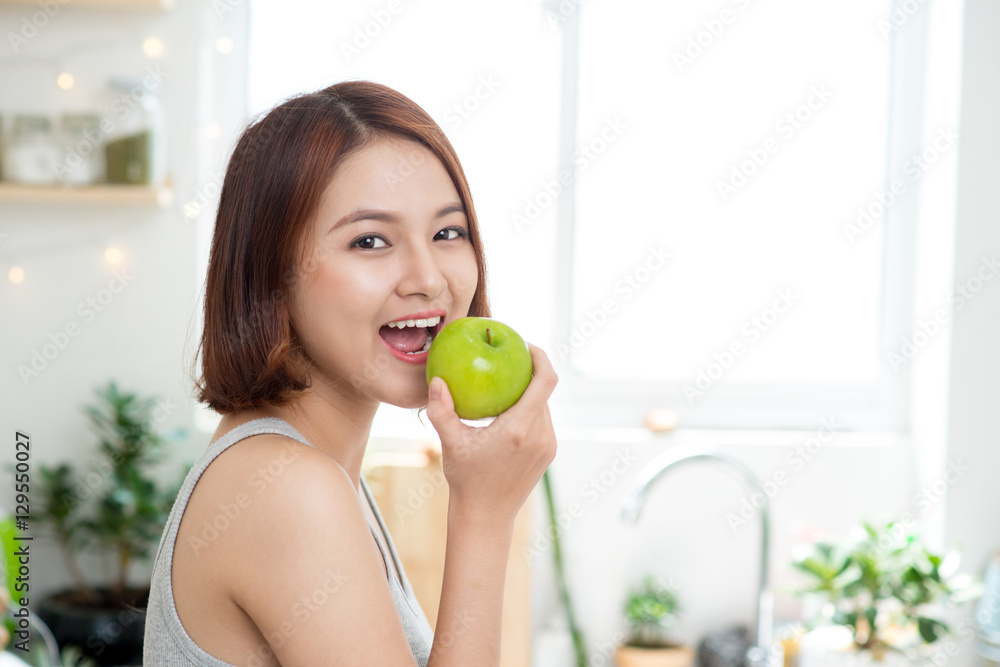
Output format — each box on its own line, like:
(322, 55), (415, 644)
(36, 588), (148, 666)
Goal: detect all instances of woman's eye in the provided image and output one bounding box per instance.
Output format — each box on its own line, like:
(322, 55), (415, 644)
(435, 227), (468, 241)
(352, 234), (388, 250)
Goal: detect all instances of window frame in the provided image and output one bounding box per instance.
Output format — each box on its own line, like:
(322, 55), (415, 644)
(548, 0), (927, 433)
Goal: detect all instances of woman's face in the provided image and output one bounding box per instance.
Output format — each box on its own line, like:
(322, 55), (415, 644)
(287, 137), (480, 409)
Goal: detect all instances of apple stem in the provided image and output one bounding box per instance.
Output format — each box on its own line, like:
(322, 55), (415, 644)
(486, 327), (492, 346)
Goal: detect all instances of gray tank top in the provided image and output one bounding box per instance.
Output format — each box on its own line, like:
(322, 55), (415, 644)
(142, 417), (434, 666)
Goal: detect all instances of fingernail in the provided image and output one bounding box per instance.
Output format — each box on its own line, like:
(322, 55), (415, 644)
(429, 377), (441, 400)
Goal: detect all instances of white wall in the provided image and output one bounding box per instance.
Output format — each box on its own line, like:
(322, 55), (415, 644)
(0, 0), (246, 596)
(942, 0), (1000, 666)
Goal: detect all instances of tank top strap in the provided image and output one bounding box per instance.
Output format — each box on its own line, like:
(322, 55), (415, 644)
(152, 417), (313, 568)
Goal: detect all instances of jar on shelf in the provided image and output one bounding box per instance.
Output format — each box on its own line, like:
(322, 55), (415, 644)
(3, 115), (61, 185)
(59, 113), (105, 185)
(103, 78), (167, 185)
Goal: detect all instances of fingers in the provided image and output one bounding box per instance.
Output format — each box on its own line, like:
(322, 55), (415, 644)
(512, 343), (559, 409)
(425, 376), (463, 443)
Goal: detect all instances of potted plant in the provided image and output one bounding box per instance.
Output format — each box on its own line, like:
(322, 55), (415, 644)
(791, 520), (983, 667)
(34, 381), (188, 666)
(615, 574), (695, 667)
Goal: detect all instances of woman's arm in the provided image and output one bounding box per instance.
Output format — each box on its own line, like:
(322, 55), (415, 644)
(231, 446), (423, 666)
(235, 344), (557, 666)
(427, 503), (515, 666)
(425, 343), (559, 667)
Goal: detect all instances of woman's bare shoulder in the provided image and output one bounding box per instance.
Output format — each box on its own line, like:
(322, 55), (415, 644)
(193, 433), (419, 665)
(173, 433), (417, 665)
(196, 431), (361, 547)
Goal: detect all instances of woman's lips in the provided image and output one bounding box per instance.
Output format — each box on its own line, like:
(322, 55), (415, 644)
(377, 317), (446, 365)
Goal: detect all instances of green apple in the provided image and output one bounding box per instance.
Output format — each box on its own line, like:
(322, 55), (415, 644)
(426, 317), (533, 420)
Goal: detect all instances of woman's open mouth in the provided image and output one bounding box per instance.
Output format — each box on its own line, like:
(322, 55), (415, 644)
(378, 311), (446, 364)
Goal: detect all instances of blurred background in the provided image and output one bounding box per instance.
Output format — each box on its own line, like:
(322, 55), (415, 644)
(0, 0), (998, 666)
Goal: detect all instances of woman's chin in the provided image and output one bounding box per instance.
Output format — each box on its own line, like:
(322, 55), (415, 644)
(380, 385), (430, 411)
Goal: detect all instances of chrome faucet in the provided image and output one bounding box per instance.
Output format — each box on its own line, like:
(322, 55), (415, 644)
(621, 445), (783, 667)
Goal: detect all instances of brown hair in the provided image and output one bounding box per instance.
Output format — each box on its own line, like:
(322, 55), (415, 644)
(193, 81), (490, 414)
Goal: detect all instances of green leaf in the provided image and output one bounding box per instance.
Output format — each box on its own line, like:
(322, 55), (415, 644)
(918, 617), (942, 643)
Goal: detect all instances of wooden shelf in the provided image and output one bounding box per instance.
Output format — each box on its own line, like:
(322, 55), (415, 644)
(0, 0), (172, 10)
(0, 183), (174, 206)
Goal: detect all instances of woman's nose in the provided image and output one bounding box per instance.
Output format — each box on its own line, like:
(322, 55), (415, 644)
(396, 241), (446, 299)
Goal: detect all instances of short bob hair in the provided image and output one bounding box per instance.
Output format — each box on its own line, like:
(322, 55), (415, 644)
(193, 81), (490, 414)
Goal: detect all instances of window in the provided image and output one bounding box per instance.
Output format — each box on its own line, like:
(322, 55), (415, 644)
(553, 0), (934, 431)
(239, 0), (942, 437)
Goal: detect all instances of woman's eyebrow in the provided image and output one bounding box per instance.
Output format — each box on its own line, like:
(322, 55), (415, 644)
(329, 202), (465, 233)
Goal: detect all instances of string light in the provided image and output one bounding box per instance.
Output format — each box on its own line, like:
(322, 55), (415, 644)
(8, 267), (25, 284)
(57, 72), (74, 90)
(143, 36), (165, 58)
(104, 246), (123, 265)
(215, 37), (234, 55)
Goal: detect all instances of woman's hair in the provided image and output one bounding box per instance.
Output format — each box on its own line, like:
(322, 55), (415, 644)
(193, 81), (490, 414)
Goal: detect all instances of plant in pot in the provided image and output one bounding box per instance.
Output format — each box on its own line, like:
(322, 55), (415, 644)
(34, 381), (188, 666)
(616, 574), (694, 667)
(791, 520), (983, 667)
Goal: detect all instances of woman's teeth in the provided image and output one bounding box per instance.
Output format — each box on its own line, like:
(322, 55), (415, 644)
(386, 315), (442, 329)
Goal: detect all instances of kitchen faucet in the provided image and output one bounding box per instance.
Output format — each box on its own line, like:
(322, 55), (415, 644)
(621, 445), (783, 667)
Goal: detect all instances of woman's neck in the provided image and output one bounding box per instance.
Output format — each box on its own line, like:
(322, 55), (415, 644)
(212, 378), (379, 492)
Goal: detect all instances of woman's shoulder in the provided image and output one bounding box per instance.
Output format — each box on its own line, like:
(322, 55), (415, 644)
(205, 429), (358, 520)
(171, 430), (392, 664)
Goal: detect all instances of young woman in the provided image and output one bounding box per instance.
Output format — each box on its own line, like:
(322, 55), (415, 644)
(143, 81), (558, 666)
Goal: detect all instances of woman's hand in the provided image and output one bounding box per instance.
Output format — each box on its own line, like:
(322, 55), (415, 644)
(425, 343), (558, 525)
